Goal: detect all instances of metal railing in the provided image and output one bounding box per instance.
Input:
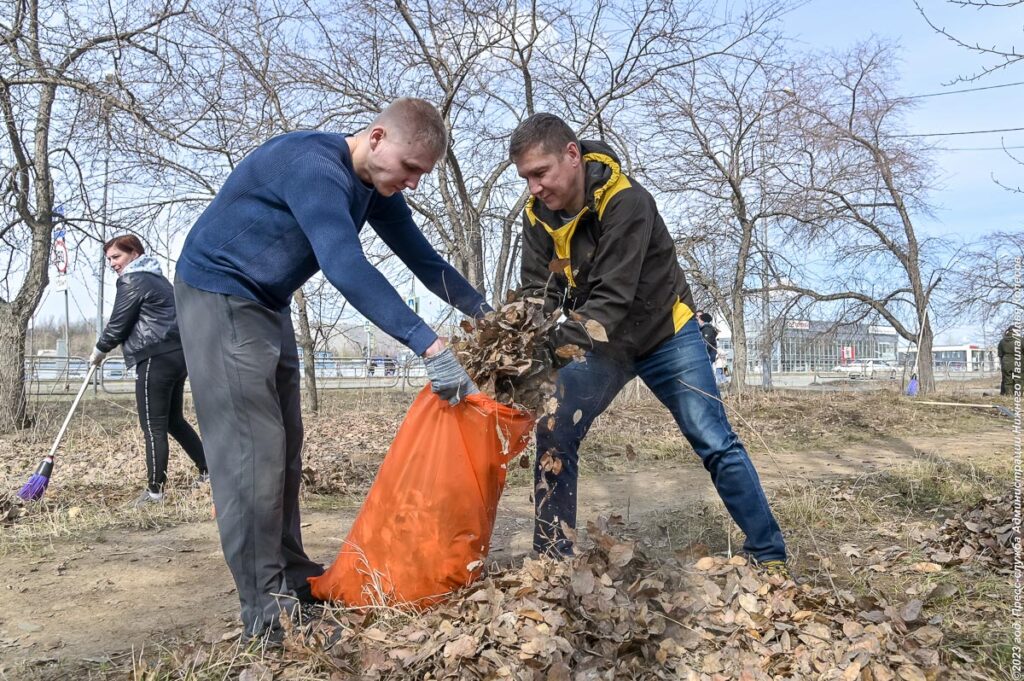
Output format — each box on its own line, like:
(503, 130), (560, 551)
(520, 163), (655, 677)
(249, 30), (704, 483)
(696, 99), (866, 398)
(932, 360), (1000, 380)
(25, 353), (1002, 398)
(298, 357), (429, 392)
(23, 355), (137, 395)
(23, 354), (432, 396)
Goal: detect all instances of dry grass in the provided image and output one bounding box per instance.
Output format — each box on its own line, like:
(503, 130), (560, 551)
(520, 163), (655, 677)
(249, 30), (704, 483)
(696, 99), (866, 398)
(7, 454), (1012, 680)
(66, 462), (1014, 680)
(0, 481), (214, 556)
(1, 383), (1013, 679)
(581, 384), (1005, 476)
(0, 389), (412, 549)
(2, 383), (1008, 552)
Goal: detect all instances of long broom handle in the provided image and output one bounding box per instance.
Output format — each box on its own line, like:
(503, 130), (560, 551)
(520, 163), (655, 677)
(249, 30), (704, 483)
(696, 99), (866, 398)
(913, 400), (999, 409)
(45, 363), (98, 460)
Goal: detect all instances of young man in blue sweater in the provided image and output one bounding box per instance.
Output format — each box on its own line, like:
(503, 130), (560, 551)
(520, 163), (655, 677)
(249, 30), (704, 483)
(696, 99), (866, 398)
(174, 98), (486, 642)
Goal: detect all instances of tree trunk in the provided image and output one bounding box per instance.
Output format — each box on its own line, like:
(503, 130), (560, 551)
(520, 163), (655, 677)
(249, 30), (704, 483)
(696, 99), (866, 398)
(293, 289), (319, 414)
(727, 295), (749, 395)
(467, 227), (487, 295)
(0, 304), (31, 431)
(916, 315), (936, 395)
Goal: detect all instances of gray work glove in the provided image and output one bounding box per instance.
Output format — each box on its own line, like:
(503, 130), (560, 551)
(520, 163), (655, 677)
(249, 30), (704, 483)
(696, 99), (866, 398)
(424, 347), (479, 405)
(89, 348), (107, 367)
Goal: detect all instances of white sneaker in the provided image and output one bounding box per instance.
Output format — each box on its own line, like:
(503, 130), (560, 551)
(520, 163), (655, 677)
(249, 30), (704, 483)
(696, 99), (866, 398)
(131, 489), (164, 508)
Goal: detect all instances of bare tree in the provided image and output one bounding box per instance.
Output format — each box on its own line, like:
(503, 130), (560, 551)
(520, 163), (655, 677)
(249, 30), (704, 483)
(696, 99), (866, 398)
(0, 0), (193, 431)
(0, 0), (786, 431)
(946, 230), (1024, 332)
(641, 35), (806, 393)
(915, 0), (1023, 83)
(776, 43), (947, 393)
(286, 0), (780, 306)
(96, 1), (386, 412)
(912, 1), (1024, 204)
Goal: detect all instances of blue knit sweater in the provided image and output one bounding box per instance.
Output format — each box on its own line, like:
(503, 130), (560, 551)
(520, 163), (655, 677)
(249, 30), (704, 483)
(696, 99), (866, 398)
(177, 131), (486, 355)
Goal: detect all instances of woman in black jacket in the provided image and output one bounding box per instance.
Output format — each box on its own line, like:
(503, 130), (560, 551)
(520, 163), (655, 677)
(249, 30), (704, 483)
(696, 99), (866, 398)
(90, 235), (208, 506)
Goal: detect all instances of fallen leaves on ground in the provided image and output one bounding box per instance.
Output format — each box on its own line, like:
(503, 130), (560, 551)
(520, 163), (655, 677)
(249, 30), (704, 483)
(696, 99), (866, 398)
(0, 488), (26, 524)
(835, 489), (1015, 578)
(926, 490), (1015, 575)
(269, 517), (988, 680)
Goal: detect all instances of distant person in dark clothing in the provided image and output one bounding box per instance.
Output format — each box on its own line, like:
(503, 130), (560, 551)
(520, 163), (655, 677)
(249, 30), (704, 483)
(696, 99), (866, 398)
(998, 325), (1021, 396)
(90, 235), (207, 507)
(697, 312), (718, 363)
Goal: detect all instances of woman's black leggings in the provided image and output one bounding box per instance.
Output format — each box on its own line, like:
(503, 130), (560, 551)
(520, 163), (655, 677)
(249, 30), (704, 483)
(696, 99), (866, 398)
(134, 349), (208, 493)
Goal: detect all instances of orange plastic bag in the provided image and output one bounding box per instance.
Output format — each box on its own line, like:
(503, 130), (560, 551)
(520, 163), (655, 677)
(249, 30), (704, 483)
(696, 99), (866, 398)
(309, 386), (534, 607)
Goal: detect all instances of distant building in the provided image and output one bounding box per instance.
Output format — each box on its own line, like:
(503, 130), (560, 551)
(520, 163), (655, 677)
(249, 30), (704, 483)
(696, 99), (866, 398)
(718, 319), (899, 373)
(901, 345), (997, 373)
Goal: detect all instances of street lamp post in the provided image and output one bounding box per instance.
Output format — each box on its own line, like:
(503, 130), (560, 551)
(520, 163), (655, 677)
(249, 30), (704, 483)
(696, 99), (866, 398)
(95, 130), (109, 392)
(761, 215), (773, 389)
(95, 76), (113, 392)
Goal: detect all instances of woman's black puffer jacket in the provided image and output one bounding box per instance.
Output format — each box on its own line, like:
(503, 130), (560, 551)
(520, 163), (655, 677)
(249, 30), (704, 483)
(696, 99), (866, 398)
(96, 255), (182, 368)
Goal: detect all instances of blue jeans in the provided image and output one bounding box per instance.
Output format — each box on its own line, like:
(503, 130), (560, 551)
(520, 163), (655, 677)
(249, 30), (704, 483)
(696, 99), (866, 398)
(535, 319), (786, 562)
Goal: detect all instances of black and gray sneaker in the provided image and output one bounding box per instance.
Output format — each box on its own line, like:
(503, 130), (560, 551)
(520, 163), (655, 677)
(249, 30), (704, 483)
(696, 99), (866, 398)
(241, 626), (286, 649)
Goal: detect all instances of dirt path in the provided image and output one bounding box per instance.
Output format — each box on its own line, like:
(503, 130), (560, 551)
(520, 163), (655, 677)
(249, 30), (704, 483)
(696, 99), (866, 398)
(0, 427), (1008, 673)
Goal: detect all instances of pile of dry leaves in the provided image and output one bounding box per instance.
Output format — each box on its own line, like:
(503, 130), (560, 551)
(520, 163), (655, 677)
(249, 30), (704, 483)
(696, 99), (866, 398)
(270, 517), (983, 680)
(849, 490), (1017, 578)
(927, 490), (1014, 575)
(452, 293), (562, 411)
(0, 488), (26, 524)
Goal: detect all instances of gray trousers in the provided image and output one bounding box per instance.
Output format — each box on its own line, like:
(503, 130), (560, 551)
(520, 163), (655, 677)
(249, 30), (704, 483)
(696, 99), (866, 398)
(174, 278), (322, 636)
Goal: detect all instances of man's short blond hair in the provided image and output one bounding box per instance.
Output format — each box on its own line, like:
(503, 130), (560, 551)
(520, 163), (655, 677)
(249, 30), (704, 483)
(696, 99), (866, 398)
(373, 98), (448, 160)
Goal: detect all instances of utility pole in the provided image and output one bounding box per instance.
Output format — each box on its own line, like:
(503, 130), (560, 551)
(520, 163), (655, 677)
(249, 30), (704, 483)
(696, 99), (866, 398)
(760, 220), (773, 389)
(95, 101), (111, 393)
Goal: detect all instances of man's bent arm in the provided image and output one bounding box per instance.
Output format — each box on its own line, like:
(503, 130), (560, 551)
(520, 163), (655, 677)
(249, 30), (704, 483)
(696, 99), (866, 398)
(519, 213), (562, 315)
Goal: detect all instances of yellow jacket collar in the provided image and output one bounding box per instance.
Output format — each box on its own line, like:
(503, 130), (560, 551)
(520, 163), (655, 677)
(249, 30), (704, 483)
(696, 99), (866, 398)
(524, 151), (622, 231)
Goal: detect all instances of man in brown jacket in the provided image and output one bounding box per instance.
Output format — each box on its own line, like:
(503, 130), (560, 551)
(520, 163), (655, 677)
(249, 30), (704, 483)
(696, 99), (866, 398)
(511, 113), (787, 573)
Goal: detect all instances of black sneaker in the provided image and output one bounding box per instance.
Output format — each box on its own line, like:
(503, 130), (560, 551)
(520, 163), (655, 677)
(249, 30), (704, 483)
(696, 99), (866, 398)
(296, 600), (324, 624)
(241, 626), (286, 649)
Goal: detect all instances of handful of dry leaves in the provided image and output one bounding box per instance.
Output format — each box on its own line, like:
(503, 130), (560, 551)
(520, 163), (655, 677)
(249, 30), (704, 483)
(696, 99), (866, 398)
(451, 292), (563, 412)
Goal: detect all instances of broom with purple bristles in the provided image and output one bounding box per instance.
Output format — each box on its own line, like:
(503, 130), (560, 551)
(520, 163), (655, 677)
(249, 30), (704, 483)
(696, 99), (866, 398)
(18, 364), (97, 501)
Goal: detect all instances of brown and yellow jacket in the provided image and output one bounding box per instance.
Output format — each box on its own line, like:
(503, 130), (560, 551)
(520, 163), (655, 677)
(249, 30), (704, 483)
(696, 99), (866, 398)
(520, 140), (695, 359)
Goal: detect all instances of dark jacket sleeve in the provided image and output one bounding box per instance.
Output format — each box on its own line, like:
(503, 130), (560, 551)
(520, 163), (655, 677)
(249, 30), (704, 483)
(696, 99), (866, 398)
(554, 190), (653, 350)
(519, 214), (562, 315)
(96, 276), (144, 352)
(368, 195), (488, 318)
